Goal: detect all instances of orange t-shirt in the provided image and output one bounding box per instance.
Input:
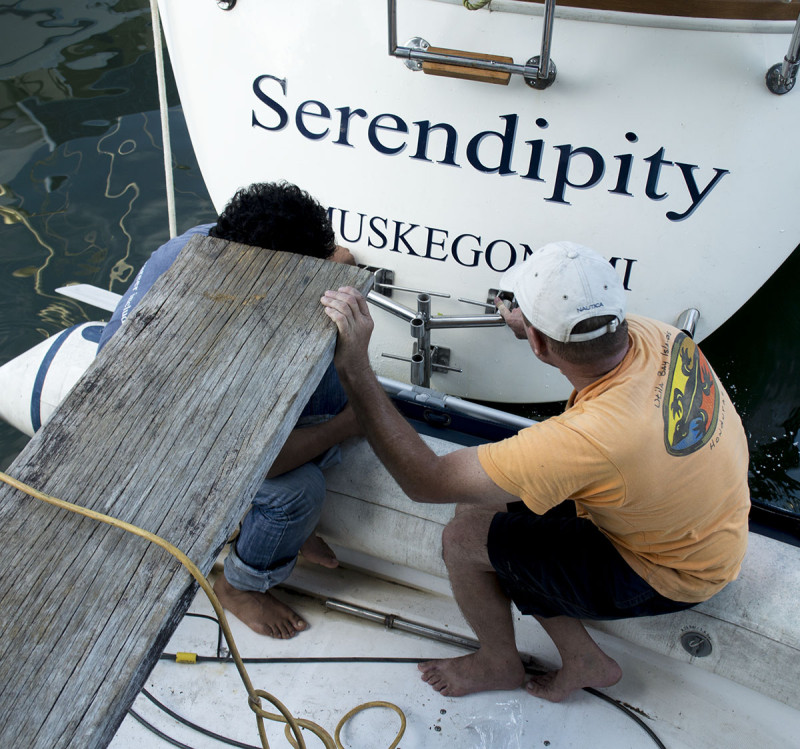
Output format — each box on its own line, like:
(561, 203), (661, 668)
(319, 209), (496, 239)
(478, 315), (750, 603)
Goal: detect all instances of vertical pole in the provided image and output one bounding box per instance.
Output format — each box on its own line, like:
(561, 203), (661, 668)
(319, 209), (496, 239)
(388, 0), (398, 56)
(538, 0), (557, 82)
(150, 0), (178, 238)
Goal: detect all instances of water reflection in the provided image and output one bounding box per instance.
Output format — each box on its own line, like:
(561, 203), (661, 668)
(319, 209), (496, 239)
(749, 409), (800, 510)
(0, 0), (214, 464)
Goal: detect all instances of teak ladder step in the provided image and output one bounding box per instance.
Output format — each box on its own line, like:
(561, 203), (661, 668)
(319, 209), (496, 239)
(0, 235), (372, 748)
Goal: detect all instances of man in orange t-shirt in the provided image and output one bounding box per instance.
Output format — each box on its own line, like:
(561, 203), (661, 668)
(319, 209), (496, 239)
(321, 241), (750, 703)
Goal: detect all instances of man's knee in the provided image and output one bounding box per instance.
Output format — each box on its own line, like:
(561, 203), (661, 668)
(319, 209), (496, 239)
(441, 507), (495, 567)
(253, 462), (326, 522)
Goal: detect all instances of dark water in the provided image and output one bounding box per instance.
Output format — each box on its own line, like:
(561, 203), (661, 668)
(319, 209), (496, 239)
(1, 1), (798, 522)
(0, 0), (214, 461)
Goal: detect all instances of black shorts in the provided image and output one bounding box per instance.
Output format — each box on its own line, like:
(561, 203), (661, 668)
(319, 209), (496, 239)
(487, 501), (698, 620)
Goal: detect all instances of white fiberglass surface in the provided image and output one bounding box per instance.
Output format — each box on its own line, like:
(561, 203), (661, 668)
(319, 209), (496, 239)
(156, 0), (800, 402)
(111, 564), (800, 749)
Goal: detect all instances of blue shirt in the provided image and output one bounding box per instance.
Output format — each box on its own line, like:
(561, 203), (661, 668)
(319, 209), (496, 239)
(96, 223), (346, 419)
(97, 224), (215, 351)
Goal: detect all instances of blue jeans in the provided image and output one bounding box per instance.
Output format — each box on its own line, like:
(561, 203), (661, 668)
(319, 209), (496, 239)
(223, 362), (347, 592)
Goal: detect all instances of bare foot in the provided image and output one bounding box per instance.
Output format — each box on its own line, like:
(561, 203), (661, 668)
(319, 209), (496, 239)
(300, 534), (339, 569)
(213, 574), (307, 639)
(525, 652), (622, 703)
(418, 651), (526, 697)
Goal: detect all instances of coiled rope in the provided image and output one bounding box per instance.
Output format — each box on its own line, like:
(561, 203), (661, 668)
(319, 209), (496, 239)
(0, 470), (405, 749)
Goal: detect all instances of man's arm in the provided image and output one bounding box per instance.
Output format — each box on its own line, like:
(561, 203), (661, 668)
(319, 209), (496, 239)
(321, 287), (516, 509)
(267, 404), (361, 478)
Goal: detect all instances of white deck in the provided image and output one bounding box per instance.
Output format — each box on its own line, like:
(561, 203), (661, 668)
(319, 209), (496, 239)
(110, 561), (800, 749)
(106, 432), (800, 749)
(6, 315), (797, 747)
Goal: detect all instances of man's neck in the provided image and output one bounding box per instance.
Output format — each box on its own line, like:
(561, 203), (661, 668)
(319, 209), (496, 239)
(560, 342), (630, 393)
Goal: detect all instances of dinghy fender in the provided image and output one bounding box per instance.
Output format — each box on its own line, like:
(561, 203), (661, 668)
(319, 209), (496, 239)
(0, 322), (105, 438)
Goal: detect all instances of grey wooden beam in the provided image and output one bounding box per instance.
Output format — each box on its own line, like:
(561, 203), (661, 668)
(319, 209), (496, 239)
(0, 235), (372, 748)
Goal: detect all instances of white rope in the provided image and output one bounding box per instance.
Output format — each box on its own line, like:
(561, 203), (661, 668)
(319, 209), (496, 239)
(150, 0), (178, 239)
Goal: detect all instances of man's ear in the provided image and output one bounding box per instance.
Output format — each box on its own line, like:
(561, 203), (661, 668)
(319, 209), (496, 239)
(331, 245), (356, 265)
(527, 325), (546, 359)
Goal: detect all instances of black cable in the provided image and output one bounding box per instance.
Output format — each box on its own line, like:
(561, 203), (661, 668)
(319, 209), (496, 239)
(161, 653), (426, 665)
(180, 611), (225, 657)
(141, 657), (667, 749)
(141, 689), (264, 749)
(522, 664), (667, 749)
(583, 687), (668, 749)
(127, 708), (197, 749)
(152, 614), (667, 749)
(182, 612), (221, 626)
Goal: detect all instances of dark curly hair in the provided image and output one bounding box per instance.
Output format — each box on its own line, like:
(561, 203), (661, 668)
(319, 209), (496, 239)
(209, 181), (336, 259)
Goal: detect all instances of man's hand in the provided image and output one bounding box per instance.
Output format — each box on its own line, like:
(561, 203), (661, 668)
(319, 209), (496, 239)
(321, 289), (514, 509)
(321, 286), (374, 373)
(495, 296), (527, 340)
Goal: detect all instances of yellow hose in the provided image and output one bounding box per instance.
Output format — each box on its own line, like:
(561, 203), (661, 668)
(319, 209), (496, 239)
(0, 470), (405, 749)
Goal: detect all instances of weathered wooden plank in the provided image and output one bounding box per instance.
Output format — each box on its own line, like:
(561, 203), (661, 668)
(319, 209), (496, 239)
(0, 235), (372, 748)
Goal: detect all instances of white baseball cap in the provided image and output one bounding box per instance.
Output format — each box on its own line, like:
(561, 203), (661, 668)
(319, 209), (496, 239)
(500, 241), (626, 343)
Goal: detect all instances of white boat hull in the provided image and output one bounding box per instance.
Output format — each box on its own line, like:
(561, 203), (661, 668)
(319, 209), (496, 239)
(157, 0), (800, 402)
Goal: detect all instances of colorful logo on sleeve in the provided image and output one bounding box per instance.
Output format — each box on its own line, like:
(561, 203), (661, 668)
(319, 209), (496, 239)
(663, 333), (720, 456)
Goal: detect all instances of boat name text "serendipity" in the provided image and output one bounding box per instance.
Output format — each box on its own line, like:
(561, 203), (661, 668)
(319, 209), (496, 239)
(251, 74), (729, 223)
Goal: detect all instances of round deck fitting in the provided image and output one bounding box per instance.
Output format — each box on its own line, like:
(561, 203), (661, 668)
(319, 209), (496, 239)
(766, 62), (798, 94)
(680, 630), (713, 658)
(525, 56), (557, 90)
(405, 38), (430, 71)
